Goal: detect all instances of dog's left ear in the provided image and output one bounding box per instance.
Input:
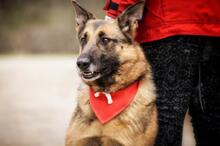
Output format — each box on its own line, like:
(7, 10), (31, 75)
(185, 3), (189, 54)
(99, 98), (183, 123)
(117, 1), (145, 39)
(71, 0), (95, 33)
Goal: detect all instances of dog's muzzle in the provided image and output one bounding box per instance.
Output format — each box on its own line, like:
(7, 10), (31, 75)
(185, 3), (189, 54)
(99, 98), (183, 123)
(77, 57), (91, 71)
(76, 56), (101, 81)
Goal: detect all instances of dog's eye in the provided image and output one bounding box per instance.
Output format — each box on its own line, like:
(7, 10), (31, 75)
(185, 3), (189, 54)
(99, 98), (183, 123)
(100, 37), (111, 45)
(80, 34), (87, 45)
(80, 37), (86, 44)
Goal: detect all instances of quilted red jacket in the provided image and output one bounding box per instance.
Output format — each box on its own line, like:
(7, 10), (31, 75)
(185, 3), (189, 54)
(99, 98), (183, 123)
(104, 0), (220, 43)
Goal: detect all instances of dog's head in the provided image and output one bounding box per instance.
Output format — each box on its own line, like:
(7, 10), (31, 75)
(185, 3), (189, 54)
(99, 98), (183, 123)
(72, 0), (148, 92)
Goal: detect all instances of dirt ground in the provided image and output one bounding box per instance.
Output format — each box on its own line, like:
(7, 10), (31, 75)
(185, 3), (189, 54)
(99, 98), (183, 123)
(0, 56), (195, 146)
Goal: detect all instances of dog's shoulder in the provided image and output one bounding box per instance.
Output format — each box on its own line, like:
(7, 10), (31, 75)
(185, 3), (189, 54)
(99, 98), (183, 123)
(120, 74), (157, 120)
(77, 82), (89, 102)
(137, 73), (157, 104)
(76, 82), (93, 113)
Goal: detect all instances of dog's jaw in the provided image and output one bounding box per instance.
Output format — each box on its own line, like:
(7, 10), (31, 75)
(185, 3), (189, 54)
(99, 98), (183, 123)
(82, 73), (102, 82)
(89, 47), (149, 93)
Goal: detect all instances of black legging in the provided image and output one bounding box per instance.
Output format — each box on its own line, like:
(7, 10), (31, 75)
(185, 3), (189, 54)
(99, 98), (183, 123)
(142, 36), (220, 146)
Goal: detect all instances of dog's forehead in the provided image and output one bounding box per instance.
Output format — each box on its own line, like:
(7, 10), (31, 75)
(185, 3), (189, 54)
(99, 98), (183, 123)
(86, 19), (108, 30)
(84, 19), (122, 36)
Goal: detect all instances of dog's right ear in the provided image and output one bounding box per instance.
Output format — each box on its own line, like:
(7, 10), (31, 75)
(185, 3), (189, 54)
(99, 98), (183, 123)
(117, 1), (145, 39)
(71, 0), (95, 33)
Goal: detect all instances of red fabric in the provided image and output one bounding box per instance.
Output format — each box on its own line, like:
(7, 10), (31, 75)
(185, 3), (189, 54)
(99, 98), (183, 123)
(89, 81), (139, 124)
(104, 0), (220, 43)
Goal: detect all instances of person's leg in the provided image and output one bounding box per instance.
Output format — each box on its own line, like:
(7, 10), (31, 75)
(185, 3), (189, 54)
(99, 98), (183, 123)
(142, 36), (201, 146)
(189, 37), (220, 146)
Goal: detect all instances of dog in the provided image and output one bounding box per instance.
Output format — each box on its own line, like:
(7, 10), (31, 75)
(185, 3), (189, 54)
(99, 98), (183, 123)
(65, 1), (157, 146)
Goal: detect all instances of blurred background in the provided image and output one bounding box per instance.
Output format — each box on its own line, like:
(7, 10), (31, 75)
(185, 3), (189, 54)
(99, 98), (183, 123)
(0, 0), (195, 146)
(0, 0), (105, 54)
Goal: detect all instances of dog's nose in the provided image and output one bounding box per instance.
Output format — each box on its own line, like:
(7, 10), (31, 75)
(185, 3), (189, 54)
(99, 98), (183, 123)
(77, 57), (90, 70)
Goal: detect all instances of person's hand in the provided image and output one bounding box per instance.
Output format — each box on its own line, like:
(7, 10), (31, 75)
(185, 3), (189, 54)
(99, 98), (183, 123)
(105, 15), (113, 20)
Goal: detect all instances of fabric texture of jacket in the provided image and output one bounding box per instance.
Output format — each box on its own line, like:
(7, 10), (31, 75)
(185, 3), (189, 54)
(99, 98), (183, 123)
(104, 0), (220, 43)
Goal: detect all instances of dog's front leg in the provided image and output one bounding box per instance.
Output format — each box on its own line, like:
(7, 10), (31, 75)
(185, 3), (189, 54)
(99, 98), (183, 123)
(76, 137), (102, 146)
(102, 137), (124, 146)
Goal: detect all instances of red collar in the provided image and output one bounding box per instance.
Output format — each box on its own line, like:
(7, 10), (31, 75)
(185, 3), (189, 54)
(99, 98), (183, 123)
(89, 81), (139, 124)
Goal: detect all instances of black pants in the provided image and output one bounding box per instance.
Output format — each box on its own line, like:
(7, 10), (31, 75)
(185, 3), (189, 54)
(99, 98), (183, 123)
(142, 36), (220, 146)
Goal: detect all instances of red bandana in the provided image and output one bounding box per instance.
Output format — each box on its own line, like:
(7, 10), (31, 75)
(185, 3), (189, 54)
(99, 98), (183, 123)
(89, 81), (139, 124)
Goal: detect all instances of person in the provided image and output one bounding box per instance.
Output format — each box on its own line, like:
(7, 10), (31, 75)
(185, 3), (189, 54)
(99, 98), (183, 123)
(104, 0), (220, 146)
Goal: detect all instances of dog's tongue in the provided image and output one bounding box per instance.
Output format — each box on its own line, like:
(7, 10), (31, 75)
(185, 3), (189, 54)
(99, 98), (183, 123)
(89, 81), (139, 124)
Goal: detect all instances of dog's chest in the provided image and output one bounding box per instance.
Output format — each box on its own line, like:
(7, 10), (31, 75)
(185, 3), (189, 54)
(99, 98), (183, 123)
(66, 77), (157, 146)
(75, 96), (151, 146)
(79, 88), (147, 126)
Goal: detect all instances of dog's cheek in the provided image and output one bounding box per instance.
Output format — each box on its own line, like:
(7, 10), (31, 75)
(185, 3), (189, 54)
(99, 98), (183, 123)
(100, 53), (120, 74)
(116, 44), (138, 64)
(95, 54), (120, 89)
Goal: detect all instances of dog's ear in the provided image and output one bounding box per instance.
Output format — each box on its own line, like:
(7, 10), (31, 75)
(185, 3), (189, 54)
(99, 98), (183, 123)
(117, 1), (145, 39)
(71, 0), (95, 33)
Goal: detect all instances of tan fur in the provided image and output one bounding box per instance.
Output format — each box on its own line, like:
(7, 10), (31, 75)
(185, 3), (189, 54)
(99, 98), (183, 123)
(66, 37), (157, 146)
(66, 3), (157, 145)
(66, 73), (157, 146)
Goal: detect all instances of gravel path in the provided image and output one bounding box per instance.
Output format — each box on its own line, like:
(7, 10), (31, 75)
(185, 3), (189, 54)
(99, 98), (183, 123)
(0, 56), (195, 146)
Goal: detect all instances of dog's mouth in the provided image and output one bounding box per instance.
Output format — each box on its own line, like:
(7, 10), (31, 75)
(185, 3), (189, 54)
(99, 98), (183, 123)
(81, 71), (101, 81)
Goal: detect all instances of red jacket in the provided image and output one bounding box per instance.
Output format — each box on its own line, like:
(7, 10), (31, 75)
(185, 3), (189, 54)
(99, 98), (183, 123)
(104, 0), (220, 43)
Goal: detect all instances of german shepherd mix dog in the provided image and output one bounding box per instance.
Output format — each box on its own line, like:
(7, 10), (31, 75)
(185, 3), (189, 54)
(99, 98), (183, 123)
(66, 1), (157, 146)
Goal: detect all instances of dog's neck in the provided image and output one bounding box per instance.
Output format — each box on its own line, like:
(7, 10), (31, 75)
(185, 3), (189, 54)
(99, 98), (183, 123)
(91, 53), (149, 93)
